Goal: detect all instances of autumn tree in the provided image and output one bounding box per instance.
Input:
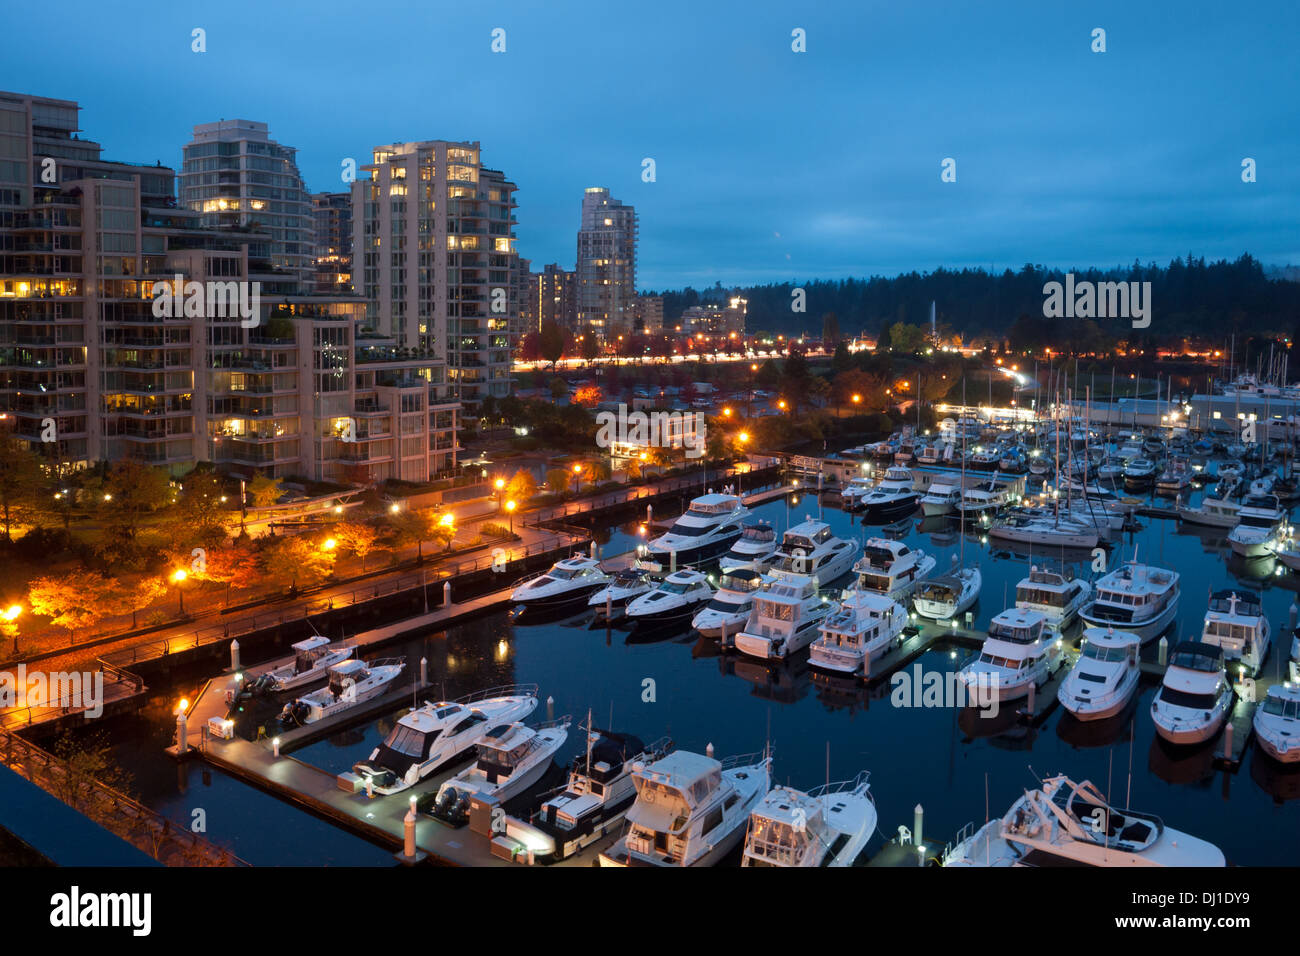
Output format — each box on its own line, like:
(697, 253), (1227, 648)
(545, 468), (571, 494)
(104, 574), (168, 629)
(260, 534), (336, 593)
(506, 469), (538, 502)
(539, 319), (565, 368)
(0, 434), (43, 542)
(201, 540), (261, 605)
(167, 470), (233, 551)
(386, 508), (438, 561)
(334, 521), (380, 571)
(97, 461), (172, 567)
(247, 474), (284, 509)
(571, 384), (602, 408)
(28, 570), (117, 641)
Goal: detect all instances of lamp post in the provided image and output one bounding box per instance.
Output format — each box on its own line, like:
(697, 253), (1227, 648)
(494, 477), (506, 513)
(171, 568), (188, 615)
(572, 462), (582, 494)
(505, 499), (517, 533)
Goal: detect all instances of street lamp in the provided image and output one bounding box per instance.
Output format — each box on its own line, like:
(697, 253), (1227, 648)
(572, 462), (583, 494)
(171, 568), (188, 614)
(505, 499), (517, 533)
(495, 477), (506, 513)
(322, 537), (337, 552)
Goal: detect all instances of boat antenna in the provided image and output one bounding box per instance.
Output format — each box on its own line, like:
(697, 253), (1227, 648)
(586, 706), (594, 778)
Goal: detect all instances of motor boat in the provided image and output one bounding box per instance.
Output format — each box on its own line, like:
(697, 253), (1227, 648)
(718, 524), (779, 572)
(511, 556), (611, 609)
(432, 717), (572, 820)
(245, 635), (354, 695)
(968, 446), (1002, 471)
(857, 466), (920, 523)
(957, 478), (1009, 519)
(532, 728), (674, 860)
(943, 774), (1223, 866)
(625, 569), (714, 626)
(742, 772), (876, 867)
(732, 569), (832, 660)
(1176, 492), (1242, 528)
(1253, 685), (1300, 765)
(957, 608), (1063, 702)
(765, 519), (858, 586)
(839, 475), (876, 511)
(1155, 458), (1192, 496)
(279, 657), (405, 726)
(1078, 563), (1180, 642)
(645, 493), (750, 564)
(1014, 566), (1092, 631)
(588, 563), (657, 615)
(919, 481), (962, 517)
(809, 591), (909, 677)
(1150, 642), (1233, 746)
(1095, 456), (1127, 485)
(913, 565), (982, 620)
(351, 684), (539, 795)
(599, 748), (771, 867)
(988, 510), (1100, 550)
(1124, 458), (1158, 489)
(1057, 627), (1141, 721)
(916, 444), (944, 466)
(844, 538), (935, 603)
(692, 565), (765, 639)
(1199, 589), (1270, 676)
(1226, 494), (1286, 558)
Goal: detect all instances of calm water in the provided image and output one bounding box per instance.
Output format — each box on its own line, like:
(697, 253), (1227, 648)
(108, 476), (1300, 866)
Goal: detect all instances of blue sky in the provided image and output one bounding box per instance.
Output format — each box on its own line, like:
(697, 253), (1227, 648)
(4, 0), (1297, 288)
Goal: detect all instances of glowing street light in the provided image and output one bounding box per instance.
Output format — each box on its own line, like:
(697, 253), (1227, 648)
(322, 537), (337, 552)
(171, 568), (188, 614)
(505, 499), (517, 533)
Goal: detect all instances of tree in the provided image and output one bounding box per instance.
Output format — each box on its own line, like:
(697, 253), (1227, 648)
(581, 335), (600, 362)
(519, 331), (542, 363)
(0, 435), (43, 543)
(539, 319), (565, 368)
(104, 574), (167, 629)
(572, 384), (602, 407)
(821, 311), (841, 347)
(545, 468), (571, 494)
(167, 470), (232, 551)
(807, 376), (832, 409)
(98, 461), (172, 566)
(888, 322), (927, 353)
(387, 508), (438, 561)
(431, 516), (457, 552)
(247, 474), (283, 509)
(831, 340), (852, 373)
(549, 377), (569, 401)
(28, 570), (116, 641)
(506, 469), (538, 502)
(334, 521), (380, 571)
(261, 534), (336, 592)
(200, 540), (261, 606)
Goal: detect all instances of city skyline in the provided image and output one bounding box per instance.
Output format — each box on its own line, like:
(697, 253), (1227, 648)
(3, 0), (1296, 290)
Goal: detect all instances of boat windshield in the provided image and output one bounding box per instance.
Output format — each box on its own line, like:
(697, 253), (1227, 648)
(1082, 642), (1129, 663)
(661, 579), (696, 595)
(386, 724), (434, 757)
(666, 523), (711, 537)
(1262, 695), (1300, 718)
(549, 567), (579, 580)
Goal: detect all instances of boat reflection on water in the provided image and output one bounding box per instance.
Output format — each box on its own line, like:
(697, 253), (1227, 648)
(1225, 552), (1277, 583)
(689, 635), (723, 659)
(1174, 521), (1232, 555)
(1250, 748), (1300, 804)
(511, 603), (596, 628)
(810, 670), (874, 715)
(1055, 700), (1141, 750)
(718, 654), (812, 705)
(957, 701), (1034, 744)
(1148, 732), (1219, 786)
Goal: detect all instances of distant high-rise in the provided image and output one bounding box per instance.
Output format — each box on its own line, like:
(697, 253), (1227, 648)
(575, 187), (636, 343)
(180, 120), (313, 290)
(530, 263), (577, 334)
(311, 191), (352, 294)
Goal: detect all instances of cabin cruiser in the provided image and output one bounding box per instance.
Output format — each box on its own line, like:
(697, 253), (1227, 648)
(1151, 642), (1233, 746)
(599, 749), (771, 867)
(245, 636), (354, 695)
(809, 591), (909, 677)
(588, 563), (657, 614)
(845, 538), (934, 604)
(1058, 628), (1141, 720)
(943, 774), (1224, 866)
(916, 444), (944, 466)
(511, 556), (611, 609)
(351, 684), (539, 795)
(692, 565), (765, 639)
(433, 718), (571, 819)
(957, 478), (1009, 518)
(625, 569), (714, 624)
(1177, 491), (1242, 528)
(1124, 458), (1158, 489)
(913, 565), (982, 620)
(1156, 458), (1192, 495)
(920, 481), (962, 517)
(1014, 567), (1091, 630)
(1096, 456), (1127, 485)
(742, 772), (876, 867)
(532, 729), (674, 860)
(857, 466), (920, 523)
(732, 569), (832, 660)
(767, 519), (857, 585)
(718, 524), (779, 572)
(1226, 494), (1286, 558)
(968, 446), (1002, 471)
(957, 608), (1062, 702)
(840, 475), (876, 511)
(1199, 589), (1270, 676)
(1078, 563), (1180, 642)
(1253, 685), (1300, 764)
(645, 493), (749, 564)
(279, 658), (405, 726)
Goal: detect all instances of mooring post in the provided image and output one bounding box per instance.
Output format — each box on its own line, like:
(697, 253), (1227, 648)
(647, 503), (653, 523)
(670, 550), (677, 573)
(230, 639), (240, 672)
(706, 742), (714, 758)
(176, 710), (188, 756)
(1290, 600), (1298, 632)
(546, 695), (554, 721)
(1027, 680), (1036, 716)
(1224, 721), (1234, 760)
(720, 619), (727, 649)
(443, 580), (452, 608)
(606, 592), (613, 621)
(272, 736), (281, 758)
(914, 804), (924, 864)
(366, 776), (374, 799)
(1158, 635), (1168, 666)
(590, 540), (597, 559)
(420, 656), (428, 686)
(404, 797), (418, 859)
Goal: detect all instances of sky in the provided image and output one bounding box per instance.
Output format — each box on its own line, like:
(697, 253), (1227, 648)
(3, 0), (1297, 289)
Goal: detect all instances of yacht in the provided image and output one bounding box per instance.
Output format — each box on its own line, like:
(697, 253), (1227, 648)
(599, 749), (771, 867)
(839, 476), (876, 511)
(1014, 567), (1092, 631)
(1124, 458), (1158, 489)
(279, 658), (405, 726)
(246, 635), (354, 694)
(766, 519), (858, 585)
(943, 774), (1224, 866)
(625, 569), (714, 625)
(433, 718), (571, 818)
(1253, 685), (1300, 764)
(692, 565), (765, 638)
(511, 556), (611, 609)
(1096, 456), (1127, 485)
(1150, 642), (1233, 746)
(913, 566), (982, 620)
(1057, 628), (1141, 721)
(741, 772), (877, 867)
(957, 608), (1063, 702)
(351, 684), (539, 795)
(718, 524), (779, 572)
(809, 591), (909, 677)
(645, 493), (749, 565)
(957, 478), (1009, 518)
(916, 444), (944, 466)
(1226, 494), (1286, 558)
(1199, 589), (1271, 676)
(588, 563), (657, 615)
(732, 569), (832, 660)
(845, 538), (935, 603)
(857, 466), (920, 523)
(1155, 458), (1192, 495)
(919, 481), (962, 517)
(532, 728), (674, 860)
(1078, 563), (1180, 642)
(1177, 492), (1242, 528)
(989, 510), (1100, 550)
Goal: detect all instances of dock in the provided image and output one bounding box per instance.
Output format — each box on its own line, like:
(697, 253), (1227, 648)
(0, 662), (148, 734)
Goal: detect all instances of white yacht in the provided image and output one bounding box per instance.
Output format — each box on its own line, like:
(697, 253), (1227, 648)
(599, 749), (771, 867)
(1199, 589), (1271, 676)
(1014, 567), (1092, 631)
(989, 510), (1100, 550)
(766, 519), (858, 585)
(957, 608), (1062, 702)
(625, 569), (714, 625)
(1096, 456), (1127, 484)
(944, 774), (1225, 866)
(839, 475), (876, 511)
(279, 657), (405, 726)
(845, 538), (935, 603)
(511, 556), (611, 609)
(692, 565), (765, 639)
(351, 684), (540, 795)
(957, 478), (1009, 518)
(588, 563), (656, 613)
(1150, 642), (1233, 746)
(1124, 458), (1158, 488)
(809, 591), (909, 677)
(532, 729), (674, 860)
(646, 493), (749, 565)
(1226, 494), (1286, 558)
(247, 635), (354, 694)
(433, 718), (571, 815)
(1058, 628), (1141, 721)
(1156, 458), (1192, 495)
(718, 524), (779, 572)
(1078, 562), (1180, 642)
(742, 772), (877, 867)
(919, 481), (962, 517)
(1253, 684), (1300, 764)
(732, 569), (831, 660)
(1177, 492), (1242, 528)
(857, 466), (920, 523)
(913, 565), (982, 620)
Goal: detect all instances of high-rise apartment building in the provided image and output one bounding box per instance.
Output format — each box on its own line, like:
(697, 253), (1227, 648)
(353, 140), (518, 409)
(575, 187), (636, 343)
(633, 294), (663, 334)
(311, 191), (352, 295)
(530, 262), (576, 334)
